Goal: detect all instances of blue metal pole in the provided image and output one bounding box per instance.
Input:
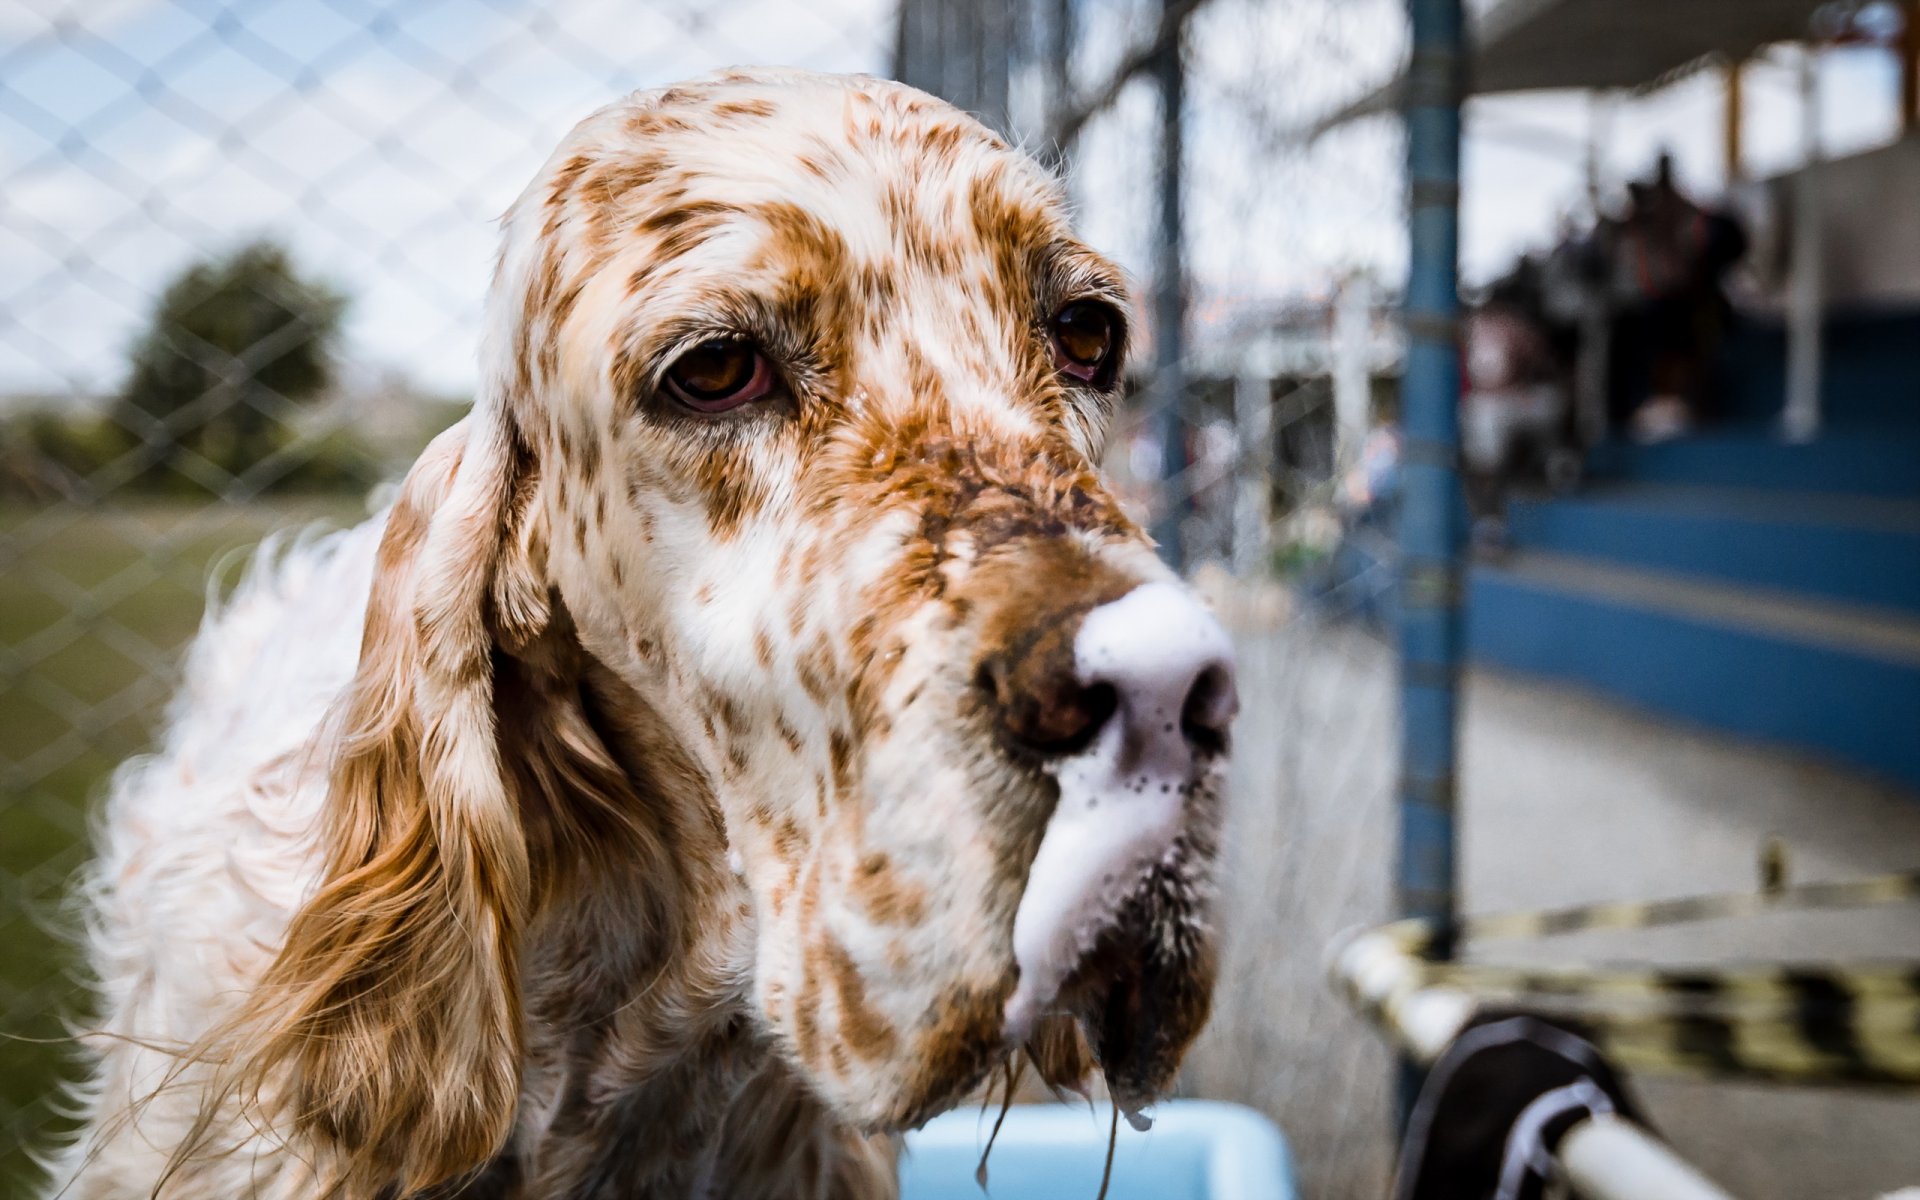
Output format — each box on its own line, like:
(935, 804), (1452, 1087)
(1394, 0), (1466, 1130)
(1397, 0), (1464, 935)
(1151, 4), (1188, 571)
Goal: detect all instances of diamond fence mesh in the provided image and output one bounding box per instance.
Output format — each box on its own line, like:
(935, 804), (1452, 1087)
(1, 2), (1407, 1195)
(905, 3), (1412, 1193)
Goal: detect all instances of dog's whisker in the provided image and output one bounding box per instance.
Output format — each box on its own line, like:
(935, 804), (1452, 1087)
(1095, 1099), (1120, 1200)
(974, 1055), (1024, 1190)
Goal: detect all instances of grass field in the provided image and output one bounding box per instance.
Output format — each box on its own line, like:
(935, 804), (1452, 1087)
(0, 497), (364, 1190)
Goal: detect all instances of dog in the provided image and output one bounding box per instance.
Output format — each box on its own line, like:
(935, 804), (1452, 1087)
(46, 68), (1237, 1198)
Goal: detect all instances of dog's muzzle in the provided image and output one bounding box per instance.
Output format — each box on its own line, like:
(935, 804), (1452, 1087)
(993, 580), (1236, 1041)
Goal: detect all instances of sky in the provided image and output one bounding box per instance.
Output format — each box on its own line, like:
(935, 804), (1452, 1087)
(0, 0), (1909, 397)
(0, 0), (892, 397)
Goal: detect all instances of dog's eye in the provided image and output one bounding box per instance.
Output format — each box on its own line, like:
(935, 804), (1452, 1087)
(1048, 301), (1119, 385)
(663, 340), (774, 412)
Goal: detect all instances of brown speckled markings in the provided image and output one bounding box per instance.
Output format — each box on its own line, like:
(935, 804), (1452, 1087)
(53, 69), (1228, 1200)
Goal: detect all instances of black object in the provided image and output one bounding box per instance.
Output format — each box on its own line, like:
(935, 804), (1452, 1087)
(1394, 1014), (1645, 1200)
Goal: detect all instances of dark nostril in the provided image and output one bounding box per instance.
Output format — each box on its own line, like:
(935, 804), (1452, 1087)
(979, 582), (1236, 764)
(1180, 663), (1235, 756)
(1068, 681), (1120, 753)
(980, 652), (1120, 759)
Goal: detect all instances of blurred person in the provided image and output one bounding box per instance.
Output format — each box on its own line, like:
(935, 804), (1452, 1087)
(1307, 417), (1401, 627)
(1185, 417), (1240, 568)
(1459, 259), (1581, 547)
(1608, 153), (1749, 441)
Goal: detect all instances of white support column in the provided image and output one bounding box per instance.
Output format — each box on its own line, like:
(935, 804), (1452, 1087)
(1560, 1114), (1740, 1200)
(1575, 92), (1611, 448)
(1231, 363), (1273, 578)
(1783, 43), (1824, 443)
(1585, 91), (1612, 217)
(1333, 274), (1372, 469)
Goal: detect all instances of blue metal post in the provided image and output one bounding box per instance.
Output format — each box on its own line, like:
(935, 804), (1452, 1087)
(1394, 0), (1466, 1130)
(1397, 0), (1465, 933)
(1151, 3), (1188, 570)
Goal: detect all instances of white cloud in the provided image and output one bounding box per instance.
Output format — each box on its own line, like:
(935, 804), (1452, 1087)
(0, 0), (889, 394)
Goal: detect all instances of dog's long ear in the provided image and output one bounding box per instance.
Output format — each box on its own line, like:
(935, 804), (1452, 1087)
(234, 403), (549, 1194)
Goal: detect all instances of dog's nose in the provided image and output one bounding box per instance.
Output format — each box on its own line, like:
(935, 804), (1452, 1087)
(983, 581), (1236, 762)
(1073, 581), (1238, 760)
(999, 580), (1236, 1040)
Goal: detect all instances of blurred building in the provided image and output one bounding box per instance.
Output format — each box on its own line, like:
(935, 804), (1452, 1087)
(1329, 0), (1920, 792)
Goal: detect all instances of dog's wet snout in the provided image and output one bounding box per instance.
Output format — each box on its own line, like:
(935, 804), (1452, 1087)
(1000, 580), (1236, 1039)
(983, 581), (1237, 765)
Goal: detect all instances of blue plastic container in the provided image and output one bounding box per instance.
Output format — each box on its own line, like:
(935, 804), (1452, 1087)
(900, 1100), (1296, 1200)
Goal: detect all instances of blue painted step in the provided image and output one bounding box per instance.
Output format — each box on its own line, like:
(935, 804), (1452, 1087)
(1468, 553), (1920, 792)
(1587, 432), (1920, 499)
(1719, 309), (1920, 431)
(1506, 485), (1920, 617)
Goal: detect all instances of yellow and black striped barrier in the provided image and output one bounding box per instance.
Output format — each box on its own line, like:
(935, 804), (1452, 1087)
(1330, 870), (1920, 1085)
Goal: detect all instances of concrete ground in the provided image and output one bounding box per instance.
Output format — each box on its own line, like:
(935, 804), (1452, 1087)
(1182, 612), (1920, 1200)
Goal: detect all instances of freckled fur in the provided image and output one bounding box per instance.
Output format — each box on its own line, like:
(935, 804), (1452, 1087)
(47, 69), (1224, 1200)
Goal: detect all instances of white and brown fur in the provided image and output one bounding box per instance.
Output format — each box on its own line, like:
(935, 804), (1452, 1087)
(45, 69), (1233, 1199)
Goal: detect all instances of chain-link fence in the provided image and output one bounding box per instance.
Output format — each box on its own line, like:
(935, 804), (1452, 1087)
(903, 5), (1412, 1193)
(0, 2), (1406, 1195)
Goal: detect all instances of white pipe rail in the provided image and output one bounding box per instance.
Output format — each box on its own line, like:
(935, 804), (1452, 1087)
(1560, 1114), (1737, 1200)
(1330, 926), (1743, 1200)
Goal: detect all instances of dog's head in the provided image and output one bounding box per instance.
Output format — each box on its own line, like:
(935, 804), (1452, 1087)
(245, 70), (1235, 1191)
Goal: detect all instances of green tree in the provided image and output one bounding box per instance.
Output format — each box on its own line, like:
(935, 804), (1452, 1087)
(119, 239), (348, 490)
